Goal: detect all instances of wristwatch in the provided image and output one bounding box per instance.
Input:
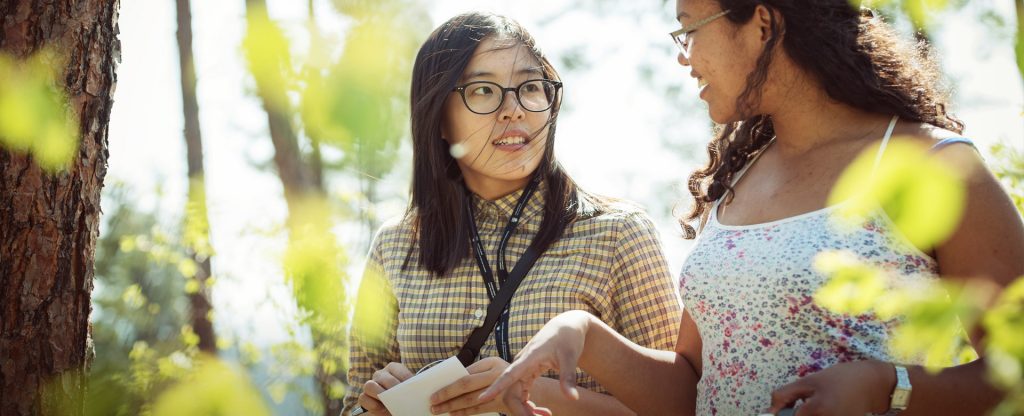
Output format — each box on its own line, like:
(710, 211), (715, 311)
(881, 364), (912, 415)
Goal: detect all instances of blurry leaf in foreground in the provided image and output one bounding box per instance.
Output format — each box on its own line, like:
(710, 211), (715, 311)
(302, 18), (415, 152)
(888, 280), (989, 371)
(830, 138), (966, 252)
(242, 5), (293, 112)
(0, 51), (79, 172)
(900, 0), (949, 30)
(984, 277), (1024, 388)
(152, 355), (271, 416)
(813, 250), (886, 315)
(352, 262), (394, 349)
(282, 197), (347, 323)
(184, 176), (214, 259)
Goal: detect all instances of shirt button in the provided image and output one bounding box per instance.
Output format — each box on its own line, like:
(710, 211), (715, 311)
(473, 308), (484, 319)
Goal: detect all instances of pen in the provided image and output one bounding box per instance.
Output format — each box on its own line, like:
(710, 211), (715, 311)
(350, 406), (367, 415)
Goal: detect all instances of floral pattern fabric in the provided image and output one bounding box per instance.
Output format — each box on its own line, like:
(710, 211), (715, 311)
(680, 205), (941, 415)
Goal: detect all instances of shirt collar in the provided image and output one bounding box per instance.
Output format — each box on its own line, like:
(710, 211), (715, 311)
(471, 179), (548, 223)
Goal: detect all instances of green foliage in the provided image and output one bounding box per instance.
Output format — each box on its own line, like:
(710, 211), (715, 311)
(185, 176), (215, 260)
(991, 142), (1024, 214)
(813, 251), (887, 316)
(88, 184), (195, 415)
(151, 355), (271, 416)
(242, 6), (293, 112)
(301, 13), (422, 178)
(817, 139), (1024, 412)
(0, 50), (79, 171)
(830, 138), (966, 252)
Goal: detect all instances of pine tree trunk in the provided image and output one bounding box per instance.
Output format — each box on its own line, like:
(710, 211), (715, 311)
(0, 0), (120, 415)
(175, 0), (217, 354)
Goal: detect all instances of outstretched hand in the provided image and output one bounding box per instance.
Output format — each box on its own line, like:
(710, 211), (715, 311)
(478, 310), (594, 416)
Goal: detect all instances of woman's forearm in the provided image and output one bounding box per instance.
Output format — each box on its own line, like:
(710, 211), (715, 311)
(901, 358), (1003, 415)
(530, 377), (636, 416)
(575, 313), (699, 416)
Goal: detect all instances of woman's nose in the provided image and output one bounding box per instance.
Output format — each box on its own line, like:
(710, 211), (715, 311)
(677, 52), (690, 67)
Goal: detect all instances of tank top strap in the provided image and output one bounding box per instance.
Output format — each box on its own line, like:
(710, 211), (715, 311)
(930, 137), (976, 152)
(869, 115), (900, 177)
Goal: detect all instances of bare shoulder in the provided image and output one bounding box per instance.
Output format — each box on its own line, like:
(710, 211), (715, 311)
(892, 121), (985, 177)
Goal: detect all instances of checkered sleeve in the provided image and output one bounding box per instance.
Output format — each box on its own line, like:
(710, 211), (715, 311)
(342, 233), (400, 415)
(608, 211), (682, 351)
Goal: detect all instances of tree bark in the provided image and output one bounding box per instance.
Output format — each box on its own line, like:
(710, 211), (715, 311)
(0, 1), (120, 415)
(175, 0), (217, 354)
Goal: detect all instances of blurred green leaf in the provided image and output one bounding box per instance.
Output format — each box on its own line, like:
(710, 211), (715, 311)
(122, 285), (148, 310)
(830, 138), (966, 252)
(0, 51), (79, 172)
(181, 325), (200, 348)
(813, 250), (886, 315)
(902, 0), (949, 30)
(888, 281), (988, 370)
(185, 176), (214, 259)
(984, 277), (1024, 387)
(151, 356), (271, 416)
(243, 5), (293, 113)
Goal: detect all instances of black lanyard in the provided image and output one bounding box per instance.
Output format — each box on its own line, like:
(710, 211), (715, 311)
(462, 176), (540, 361)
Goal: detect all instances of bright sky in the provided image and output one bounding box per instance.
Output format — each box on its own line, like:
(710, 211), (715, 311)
(107, 0), (1023, 353)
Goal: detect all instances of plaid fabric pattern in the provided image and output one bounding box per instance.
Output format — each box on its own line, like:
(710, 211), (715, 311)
(343, 184), (682, 414)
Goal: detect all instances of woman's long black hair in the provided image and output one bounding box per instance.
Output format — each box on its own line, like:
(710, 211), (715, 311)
(408, 12), (600, 276)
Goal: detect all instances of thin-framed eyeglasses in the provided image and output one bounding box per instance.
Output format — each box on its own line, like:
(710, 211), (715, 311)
(452, 79), (563, 115)
(669, 9), (730, 59)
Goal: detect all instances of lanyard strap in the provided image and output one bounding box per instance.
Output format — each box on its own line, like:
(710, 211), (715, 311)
(464, 177), (540, 299)
(459, 177), (541, 365)
(457, 244), (541, 366)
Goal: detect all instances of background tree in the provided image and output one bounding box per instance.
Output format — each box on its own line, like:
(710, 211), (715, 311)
(243, 0), (349, 413)
(0, 1), (120, 415)
(175, 0), (217, 353)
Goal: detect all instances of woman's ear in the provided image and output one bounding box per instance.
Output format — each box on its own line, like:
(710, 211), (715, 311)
(440, 123), (450, 142)
(753, 4), (782, 43)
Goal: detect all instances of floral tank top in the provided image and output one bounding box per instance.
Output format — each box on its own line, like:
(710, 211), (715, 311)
(679, 117), (964, 415)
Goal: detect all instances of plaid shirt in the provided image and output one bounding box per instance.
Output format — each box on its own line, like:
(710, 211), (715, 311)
(343, 184), (681, 414)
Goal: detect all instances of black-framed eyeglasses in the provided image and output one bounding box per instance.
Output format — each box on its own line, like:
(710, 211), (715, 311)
(669, 9), (730, 59)
(452, 79), (563, 115)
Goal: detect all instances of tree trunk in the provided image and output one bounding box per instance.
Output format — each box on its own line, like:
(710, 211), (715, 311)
(0, 1), (120, 415)
(175, 0), (217, 354)
(244, 1), (348, 414)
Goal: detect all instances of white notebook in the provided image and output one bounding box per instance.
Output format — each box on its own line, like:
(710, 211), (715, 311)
(378, 356), (500, 416)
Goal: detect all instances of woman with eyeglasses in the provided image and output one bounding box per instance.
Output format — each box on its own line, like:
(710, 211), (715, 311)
(341, 12), (681, 416)
(482, 0), (1024, 415)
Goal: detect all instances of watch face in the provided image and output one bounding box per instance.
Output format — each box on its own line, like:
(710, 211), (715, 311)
(892, 390), (911, 407)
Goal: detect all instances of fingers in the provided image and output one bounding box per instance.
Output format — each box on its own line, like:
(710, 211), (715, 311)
(372, 362), (413, 390)
(436, 395), (495, 416)
(501, 381), (536, 416)
(528, 402), (553, 416)
(357, 389), (391, 416)
(384, 362), (415, 381)
(768, 381), (816, 414)
(362, 380), (386, 399)
(479, 361), (530, 402)
(371, 370), (404, 390)
(794, 399), (825, 416)
(556, 348), (580, 400)
(430, 372), (496, 410)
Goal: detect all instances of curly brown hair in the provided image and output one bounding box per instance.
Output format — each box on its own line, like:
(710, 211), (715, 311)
(680, 0), (964, 239)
